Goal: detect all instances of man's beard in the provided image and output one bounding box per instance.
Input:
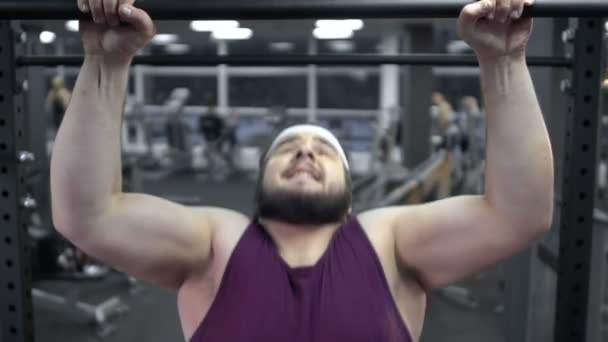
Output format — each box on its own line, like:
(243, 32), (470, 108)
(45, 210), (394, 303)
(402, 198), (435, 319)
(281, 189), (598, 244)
(255, 179), (352, 226)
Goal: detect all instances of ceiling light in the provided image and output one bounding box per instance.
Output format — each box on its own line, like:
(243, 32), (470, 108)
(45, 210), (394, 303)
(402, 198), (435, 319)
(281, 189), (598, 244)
(315, 19), (364, 31)
(39, 31), (56, 44)
(212, 27), (253, 40)
(345, 19), (364, 31)
(446, 40), (472, 54)
(65, 20), (79, 32)
(165, 43), (191, 55)
(151, 34), (178, 45)
(190, 20), (239, 32)
(269, 41), (295, 53)
(313, 27), (353, 40)
(327, 40), (354, 53)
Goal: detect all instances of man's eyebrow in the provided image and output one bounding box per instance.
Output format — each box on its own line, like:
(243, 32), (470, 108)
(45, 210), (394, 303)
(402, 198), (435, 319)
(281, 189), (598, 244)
(274, 136), (301, 150)
(313, 137), (338, 153)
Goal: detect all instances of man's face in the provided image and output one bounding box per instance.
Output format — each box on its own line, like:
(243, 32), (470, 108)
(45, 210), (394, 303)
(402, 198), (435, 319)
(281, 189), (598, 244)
(255, 132), (351, 225)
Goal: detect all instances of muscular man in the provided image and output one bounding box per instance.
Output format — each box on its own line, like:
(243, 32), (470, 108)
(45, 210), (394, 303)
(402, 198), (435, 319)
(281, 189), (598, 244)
(51, 0), (553, 341)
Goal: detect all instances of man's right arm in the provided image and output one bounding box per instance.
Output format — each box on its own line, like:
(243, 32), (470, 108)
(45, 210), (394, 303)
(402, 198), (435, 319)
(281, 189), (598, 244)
(50, 3), (242, 290)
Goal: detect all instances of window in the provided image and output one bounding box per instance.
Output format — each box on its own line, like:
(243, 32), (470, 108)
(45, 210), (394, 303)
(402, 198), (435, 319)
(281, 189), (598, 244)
(317, 68), (379, 109)
(229, 70), (307, 107)
(145, 76), (217, 106)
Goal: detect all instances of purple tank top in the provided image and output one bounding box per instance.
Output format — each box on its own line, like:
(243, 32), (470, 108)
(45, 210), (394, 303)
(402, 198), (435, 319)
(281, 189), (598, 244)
(190, 216), (412, 342)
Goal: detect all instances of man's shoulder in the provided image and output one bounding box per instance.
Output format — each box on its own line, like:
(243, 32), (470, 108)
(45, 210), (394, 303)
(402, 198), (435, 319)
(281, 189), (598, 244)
(189, 206), (250, 243)
(186, 207), (250, 280)
(357, 205), (420, 234)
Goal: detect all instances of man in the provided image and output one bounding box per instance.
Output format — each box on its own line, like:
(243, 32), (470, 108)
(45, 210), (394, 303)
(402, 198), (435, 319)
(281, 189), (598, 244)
(45, 76), (72, 134)
(51, 0), (553, 341)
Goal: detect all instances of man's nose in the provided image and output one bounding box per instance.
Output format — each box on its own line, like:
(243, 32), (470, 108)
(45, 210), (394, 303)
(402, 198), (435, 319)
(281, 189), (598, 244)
(295, 146), (315, 162)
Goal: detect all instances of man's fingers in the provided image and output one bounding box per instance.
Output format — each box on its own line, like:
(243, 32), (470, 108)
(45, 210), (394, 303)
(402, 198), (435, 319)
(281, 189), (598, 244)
(459, 0), (494, 24)
(495, 0), (512, 23)
(78, 0), (90, 13)
(104, 0), (119, 26)
(486, 0), (496, 20)
(510, 0), (524, 20)
(89, 0), (105, 24)
(118, 5), (155, 38)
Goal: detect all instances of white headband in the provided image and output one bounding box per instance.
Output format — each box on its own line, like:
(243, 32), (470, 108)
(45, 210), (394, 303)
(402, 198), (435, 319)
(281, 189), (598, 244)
(266, 125), (349, 170)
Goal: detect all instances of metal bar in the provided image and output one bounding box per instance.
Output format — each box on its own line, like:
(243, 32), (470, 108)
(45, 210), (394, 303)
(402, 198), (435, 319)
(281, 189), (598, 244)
(554, 18), (605, 342)
(16, 54), (572, 68)
(0, 21), (35, 342)
(1, 0), (608, 19)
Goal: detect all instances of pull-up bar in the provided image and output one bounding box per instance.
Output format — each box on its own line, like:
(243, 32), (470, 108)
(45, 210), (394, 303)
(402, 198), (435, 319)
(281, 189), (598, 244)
(2, 0), (608, 20)
(16, 54), (572, 68)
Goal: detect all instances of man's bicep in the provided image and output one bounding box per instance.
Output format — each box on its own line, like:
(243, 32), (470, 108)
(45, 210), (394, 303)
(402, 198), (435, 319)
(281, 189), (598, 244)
(394, 195), (535, 290)
(67, 194), (216, 289)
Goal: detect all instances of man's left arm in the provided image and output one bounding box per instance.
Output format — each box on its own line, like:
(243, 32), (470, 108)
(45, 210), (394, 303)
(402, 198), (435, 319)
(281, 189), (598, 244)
(387, 0), (554, 290)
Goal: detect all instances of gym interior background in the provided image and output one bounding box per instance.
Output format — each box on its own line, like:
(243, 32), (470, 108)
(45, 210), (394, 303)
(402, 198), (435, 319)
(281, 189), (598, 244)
(1, 2), (607, 342)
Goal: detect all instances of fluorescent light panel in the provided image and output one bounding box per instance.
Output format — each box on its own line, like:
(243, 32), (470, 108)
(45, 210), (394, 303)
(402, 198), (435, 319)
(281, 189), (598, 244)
(315, 19), (364, 31)
(65, 20), (79, 32)
(152, 34), (179, 45)
(165, 43), (191, 54)
(212, 27), (253, 40)
(40, 31), (56, 44)
(313, 27), (353, 40)
(190, 20), (239, 32)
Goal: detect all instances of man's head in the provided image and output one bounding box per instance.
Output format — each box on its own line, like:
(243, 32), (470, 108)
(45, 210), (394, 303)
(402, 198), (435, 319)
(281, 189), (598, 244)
(255, 125), (352, 226)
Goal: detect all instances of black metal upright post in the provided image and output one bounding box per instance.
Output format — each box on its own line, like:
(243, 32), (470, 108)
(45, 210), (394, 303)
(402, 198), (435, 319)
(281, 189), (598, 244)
(554, 18), (606, 342)
(0, 21), (34, 342)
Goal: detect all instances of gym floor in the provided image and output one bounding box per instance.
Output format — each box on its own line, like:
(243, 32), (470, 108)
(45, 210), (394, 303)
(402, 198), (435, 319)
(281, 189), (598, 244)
(33, 173), (505, 342)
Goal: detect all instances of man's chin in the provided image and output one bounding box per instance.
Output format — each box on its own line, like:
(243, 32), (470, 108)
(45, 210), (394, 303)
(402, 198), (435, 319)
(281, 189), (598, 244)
(256, 186), (351, 226)
(280, 178), (323, 191)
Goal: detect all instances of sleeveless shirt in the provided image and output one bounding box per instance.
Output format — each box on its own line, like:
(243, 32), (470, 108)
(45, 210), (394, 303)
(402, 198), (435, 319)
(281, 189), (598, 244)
(190, 216), (412, 342)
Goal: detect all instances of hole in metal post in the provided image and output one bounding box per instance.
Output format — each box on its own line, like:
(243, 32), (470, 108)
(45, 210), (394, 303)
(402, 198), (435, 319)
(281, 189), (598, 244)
(580, 168), (589, 175)
(583, 120), (590, 127)
(4, 236), (11, 245)
(584, 95), (592, 103)
(581, 144), (589, 152)
(577, 216), (585, 223)
(576, 239), (584, 247)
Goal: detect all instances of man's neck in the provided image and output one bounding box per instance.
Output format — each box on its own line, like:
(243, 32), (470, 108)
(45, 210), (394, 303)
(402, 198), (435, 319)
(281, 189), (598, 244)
(258, 218), (343, 268)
